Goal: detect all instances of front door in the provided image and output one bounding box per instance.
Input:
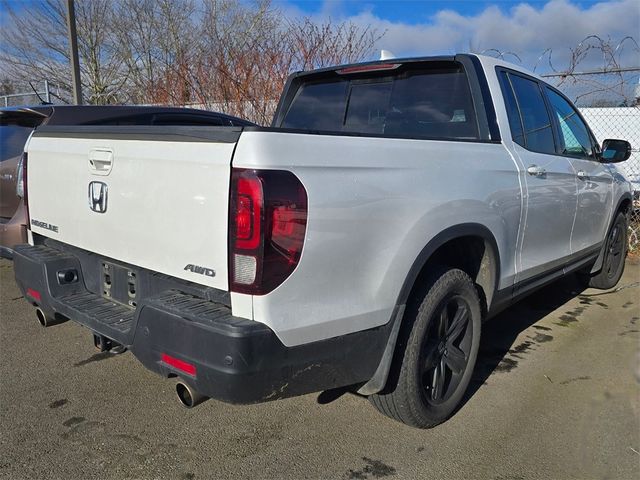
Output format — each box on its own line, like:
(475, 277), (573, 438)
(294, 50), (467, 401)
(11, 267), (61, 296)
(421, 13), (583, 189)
(498, 70), (577, 285)
(544, 87), (613, 255)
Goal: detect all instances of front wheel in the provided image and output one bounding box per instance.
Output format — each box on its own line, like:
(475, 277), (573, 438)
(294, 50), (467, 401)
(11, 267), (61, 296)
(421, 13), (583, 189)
(369, 267), (481, 428)
(580, 212), (627, 290)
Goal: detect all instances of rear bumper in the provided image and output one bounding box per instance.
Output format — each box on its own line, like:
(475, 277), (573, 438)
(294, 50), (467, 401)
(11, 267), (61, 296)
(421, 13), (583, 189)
(13, 242), (387, 404)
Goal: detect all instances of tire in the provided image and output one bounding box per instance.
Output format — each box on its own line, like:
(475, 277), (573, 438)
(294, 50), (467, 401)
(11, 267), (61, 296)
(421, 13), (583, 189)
(369, 267), (481, 428)
(580, 212), (627, 290)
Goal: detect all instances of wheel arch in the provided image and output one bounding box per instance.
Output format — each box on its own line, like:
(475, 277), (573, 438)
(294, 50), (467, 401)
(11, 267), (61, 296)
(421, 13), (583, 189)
(616, 194), (633, 217)
(395, 223), (501, 315)
(590, 192), (633, 274)
(358, 223), (501, 395)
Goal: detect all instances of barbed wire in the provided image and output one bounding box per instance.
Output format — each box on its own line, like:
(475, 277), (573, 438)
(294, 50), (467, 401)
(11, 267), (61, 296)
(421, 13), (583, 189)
(479, 48), (522, 64)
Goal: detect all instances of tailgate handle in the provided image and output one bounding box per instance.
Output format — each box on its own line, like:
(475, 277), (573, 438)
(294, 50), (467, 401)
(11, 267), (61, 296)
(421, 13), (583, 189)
(88, 148), (113, 175)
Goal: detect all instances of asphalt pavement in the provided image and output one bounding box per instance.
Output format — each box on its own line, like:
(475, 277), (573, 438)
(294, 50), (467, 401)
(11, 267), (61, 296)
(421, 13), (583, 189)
(1, 258), (639, 480)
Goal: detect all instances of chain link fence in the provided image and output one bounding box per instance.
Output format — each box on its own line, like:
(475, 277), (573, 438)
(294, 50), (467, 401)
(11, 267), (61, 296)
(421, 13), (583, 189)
(629, 208), (640, 254)
(1, 80), (52, 107)
(542, 68), (640, 253)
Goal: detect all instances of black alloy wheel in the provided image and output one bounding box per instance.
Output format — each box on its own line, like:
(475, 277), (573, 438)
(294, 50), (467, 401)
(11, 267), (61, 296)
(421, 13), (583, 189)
(421, 296), (473, 405)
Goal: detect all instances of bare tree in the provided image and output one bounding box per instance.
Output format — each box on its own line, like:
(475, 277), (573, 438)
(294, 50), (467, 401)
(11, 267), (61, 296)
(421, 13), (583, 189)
(0, 0), (125, 104)
(0, 0), (382, 119)
(74, 0), (125, 104)
(189, 0), (287, 122)
(190, 1), (383, 123)
(111, 0), (197, 104)
(0, 77), (17, 96)
(287, 17), (384, 71)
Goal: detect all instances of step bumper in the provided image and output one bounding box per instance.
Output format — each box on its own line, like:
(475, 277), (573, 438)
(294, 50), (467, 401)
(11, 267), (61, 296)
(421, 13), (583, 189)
(12, 243), (386, 404)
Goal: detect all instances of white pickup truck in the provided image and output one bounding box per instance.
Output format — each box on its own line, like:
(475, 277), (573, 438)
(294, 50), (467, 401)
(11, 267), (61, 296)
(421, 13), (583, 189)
(14, 54), (633, 428)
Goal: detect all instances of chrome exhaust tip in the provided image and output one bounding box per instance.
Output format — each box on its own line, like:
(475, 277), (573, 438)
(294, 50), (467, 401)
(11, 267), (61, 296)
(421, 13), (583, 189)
(35, 307), (66, 327)
(35, 307), (47, 327)
(176, 381), (208, 408)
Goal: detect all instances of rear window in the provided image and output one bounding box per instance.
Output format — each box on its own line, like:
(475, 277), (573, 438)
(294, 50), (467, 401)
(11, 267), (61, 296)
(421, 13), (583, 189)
(282, 81), (348, 131)
(281, 62), (479, 140)
(0, 125), (35, 162)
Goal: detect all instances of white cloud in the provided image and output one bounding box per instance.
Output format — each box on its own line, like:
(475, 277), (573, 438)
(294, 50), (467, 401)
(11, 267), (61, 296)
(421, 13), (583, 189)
(282, 0), (640, 72)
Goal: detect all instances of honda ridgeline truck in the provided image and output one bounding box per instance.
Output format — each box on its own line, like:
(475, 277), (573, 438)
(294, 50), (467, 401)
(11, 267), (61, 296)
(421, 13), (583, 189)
(13, 54), (633, 428)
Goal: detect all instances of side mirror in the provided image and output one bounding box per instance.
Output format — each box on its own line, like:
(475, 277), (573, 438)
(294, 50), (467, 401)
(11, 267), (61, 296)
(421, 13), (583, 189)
(601, 139), (632, 163)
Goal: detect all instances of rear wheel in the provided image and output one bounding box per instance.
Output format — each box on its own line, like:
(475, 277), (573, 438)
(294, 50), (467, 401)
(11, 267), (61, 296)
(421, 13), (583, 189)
(579, 212), (627, 290)
(369, 267), (481, 428)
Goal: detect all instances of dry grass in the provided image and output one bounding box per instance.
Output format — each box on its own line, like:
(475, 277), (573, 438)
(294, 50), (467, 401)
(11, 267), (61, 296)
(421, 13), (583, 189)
(628, 206), (640, 258)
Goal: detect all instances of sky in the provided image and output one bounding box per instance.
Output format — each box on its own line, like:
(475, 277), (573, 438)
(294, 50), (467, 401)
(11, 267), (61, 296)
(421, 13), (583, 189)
(276, 0), (640, 71)
(282, 0), (610, 24)
(1, 0), (638, 72)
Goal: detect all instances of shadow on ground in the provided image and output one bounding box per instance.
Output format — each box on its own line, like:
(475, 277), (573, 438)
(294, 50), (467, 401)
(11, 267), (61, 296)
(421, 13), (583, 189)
(325, 274), (593, 410)
(462, 273), (590, 406)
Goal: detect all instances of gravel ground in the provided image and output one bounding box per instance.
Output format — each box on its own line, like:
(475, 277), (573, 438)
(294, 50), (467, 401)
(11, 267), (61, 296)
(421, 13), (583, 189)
(1, 258), (639, 480)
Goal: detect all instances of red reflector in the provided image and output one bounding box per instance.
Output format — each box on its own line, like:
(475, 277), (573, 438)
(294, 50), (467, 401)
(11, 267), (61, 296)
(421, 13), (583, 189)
(26, 288), (41, 302)
(161, 353), (196, 376)
(336, 63), (401, 75)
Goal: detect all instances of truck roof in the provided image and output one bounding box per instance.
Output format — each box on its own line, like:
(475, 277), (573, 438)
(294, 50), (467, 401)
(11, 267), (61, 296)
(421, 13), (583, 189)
(289, 53), (544, 82)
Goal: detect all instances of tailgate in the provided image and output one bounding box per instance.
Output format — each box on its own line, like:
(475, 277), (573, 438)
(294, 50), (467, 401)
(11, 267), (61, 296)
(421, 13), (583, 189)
(27, 126), (241, 290)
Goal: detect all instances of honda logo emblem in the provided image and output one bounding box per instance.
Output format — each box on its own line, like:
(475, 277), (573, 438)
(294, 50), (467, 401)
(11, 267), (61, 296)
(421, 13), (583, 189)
(88, 181), (108, 213)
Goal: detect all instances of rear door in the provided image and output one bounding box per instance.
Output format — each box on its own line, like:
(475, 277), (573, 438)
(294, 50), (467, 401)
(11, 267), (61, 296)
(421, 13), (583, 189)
(498, 70), (577, 283)
(27, 126), (240, 290)
(543, 87), (612, 254)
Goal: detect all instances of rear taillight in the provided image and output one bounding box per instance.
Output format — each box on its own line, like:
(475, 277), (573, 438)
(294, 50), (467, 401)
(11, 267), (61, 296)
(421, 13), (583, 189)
(229, 168), (308, 295)
(17, 152), (29, 227)
(235, 175), (262, 250)
(16, 152), (26, 198)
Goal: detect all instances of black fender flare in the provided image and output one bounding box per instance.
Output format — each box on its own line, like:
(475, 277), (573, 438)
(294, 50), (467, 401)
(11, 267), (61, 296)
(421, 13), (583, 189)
(394, 223), (501, 309)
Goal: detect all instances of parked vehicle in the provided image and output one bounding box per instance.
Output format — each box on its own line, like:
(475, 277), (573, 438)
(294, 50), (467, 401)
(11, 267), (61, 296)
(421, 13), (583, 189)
(12, 55), (633, 428)
(0, 105), (253, 258)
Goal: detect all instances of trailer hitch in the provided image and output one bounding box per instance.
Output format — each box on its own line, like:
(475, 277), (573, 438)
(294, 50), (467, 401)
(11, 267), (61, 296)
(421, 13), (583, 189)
(93, 333), (127, 354)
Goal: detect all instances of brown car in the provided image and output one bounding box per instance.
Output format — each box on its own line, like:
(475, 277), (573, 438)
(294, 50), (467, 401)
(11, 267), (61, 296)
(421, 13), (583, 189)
(0, 105), (253, 258)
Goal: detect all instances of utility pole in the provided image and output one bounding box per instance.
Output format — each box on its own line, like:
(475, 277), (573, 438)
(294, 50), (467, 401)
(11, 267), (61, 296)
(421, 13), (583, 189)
(66, 0), (83, 104)
(44, 80), (51, 103)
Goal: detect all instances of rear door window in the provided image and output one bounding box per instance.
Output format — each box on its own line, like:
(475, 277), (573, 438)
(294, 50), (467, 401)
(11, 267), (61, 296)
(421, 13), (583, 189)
(501, 73), (556, 154)
(281, 62), (479, 140)
(498, 72), (525, 146)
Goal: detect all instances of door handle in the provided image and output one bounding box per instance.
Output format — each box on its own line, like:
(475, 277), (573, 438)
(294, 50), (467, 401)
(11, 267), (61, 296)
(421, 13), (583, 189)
(527, 165), (546, 177)
(576, 170), (589, 180)
(88, 148), (113, 175)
